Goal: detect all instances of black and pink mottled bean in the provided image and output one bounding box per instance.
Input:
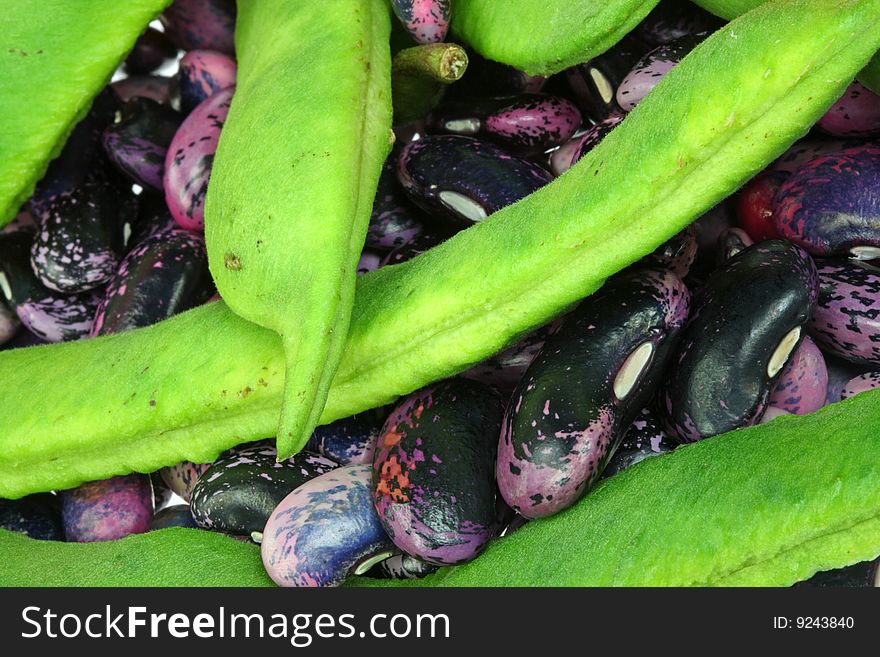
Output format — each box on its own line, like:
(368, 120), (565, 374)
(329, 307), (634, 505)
(150, 504), (199, 530)
(164, 86), (233, 231)
(397, 135), (552, 229)
(62, 474), (153, 542)
(160, 460), (212, 502)
(373, 379), (504, 565)
(111, 75), (174, 105)
(0, 493), (64, 541)
(161, 0), (236, 55)
(191, 444), (337, 536)
(809, 259), (880, 365)
(178, 49), (237, 114)
(638, 224), (698, 278)
(367, 157), (425, 252)
(636, 1), (723, 46)
(91, 227), (213, 336)
(774, 146), (880, 258)
(840, 371), (880, 399)
(124, 27), (177, 75)
(824, 352), (872, 405)
(369, 554), (438, 580)
(391, 0), (451, 44)
(817, 81), (880, 137)
(716, 227), (754, 264)
(379, 232), (446, 267)
(767, 336), (827, 415)
(262, 464), (395, 587)
(150, 472), (173, 510)
(550, 115), (623, 176)
(661, 241), (818, 443)
(308, 411), (384, 465)
(616, 32), (706, 112)
(428, 94), (581, 155)
(565, 34), (647, 121)
(463, 319), (560, 390)
(601, 407), (675, 478)
(498, 269), (690, 519)
(772, 137), (865, 174)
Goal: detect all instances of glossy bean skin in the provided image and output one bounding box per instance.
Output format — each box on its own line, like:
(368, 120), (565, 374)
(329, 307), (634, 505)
(637, 224), (698, 277)
(661, 241), (818, 443)
(190, 444), (337, 537)
(840, 371), (880, 399)
(616, 33), (706, 112)
(601, 407), (675, 478)
(177, 49), (237, 114)
(366, 156), (424, 252)
(565, 34), (647, 121)
(735, 170), (786, 242)
(637, 1), (723, 46)
(160, 461), (212, 502)
(308, 411), (383, 465)
(262, 464), (395, 587)
(373, 379), (504, 564)
(817, 81), (880, 137)
(463, 321), (558, 390)
(150, 504), (199, 530)
(391, 0), (451, 44)
(161, 0), (236, 55)
(397, 135), (552, 229)
(91, 228), (214, 336)
(774, 146), (880, 258)
(550, 115), (623, 176)
(768, 336), (827, 415)
(369, 553), (438, 580)
(716, 227), (753, 264)
(61, 474), (153, 542)
(809, 259), (880, 365)
(427, 94), (581, 155)
(124, 27), (177, 75)
(111, 75), (175, 105)
(0, 493), (63, 540)
(499, 269), (690, 518)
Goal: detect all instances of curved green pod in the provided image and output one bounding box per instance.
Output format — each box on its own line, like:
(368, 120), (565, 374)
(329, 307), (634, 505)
(1, 0), (879, 499)
(690, 0), (765, 20)
(0, 0), (171, 226)
(204, 0), (394, 459)
(449, 0), (661, 76)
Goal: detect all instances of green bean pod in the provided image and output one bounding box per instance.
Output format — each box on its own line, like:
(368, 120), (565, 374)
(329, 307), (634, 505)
(0, 0), (879, 499)
(0, 0), (171, 226)
(204, 0), (394, 458)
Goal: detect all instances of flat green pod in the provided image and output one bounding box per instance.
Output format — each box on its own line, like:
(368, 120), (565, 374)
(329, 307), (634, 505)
(204, 0), (394, 459)
(691, 0), (765, 20)
(0, 0), (171, 225)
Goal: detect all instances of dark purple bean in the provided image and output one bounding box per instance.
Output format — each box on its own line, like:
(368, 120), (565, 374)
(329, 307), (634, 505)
(824, 352), (873, 404)
(447, 51), (545, 101)
(840, 371), (880, 399)
(307, 411), (384, 465)
(150, 471), (173, 510)
(636, 1), (724, 46)
(0, 299), (19, 346)
(549, 115), (623, 176)
(498, 269), (690, 519)
(160, 460), (211, 502)
(391, 0), (451, 44)
(125, 192), (179, 247)
(601, 407), (675, 478)
(638, 224), (698, 278)
(177, 49), (237, 114)
(367, 156), (425, 252)
(397, 135), (552, 229)
(262, 464), (395, 587)
(771, 136), (866, 174)
(809, 259), (880, 365)
(767, 336), (827, 415)
(160, 0), (236, 55)
(150, 504), (199, 530)
(111, 75), (174, 105)
(774, 146), (880, 259)
(660, 241), (819, 443)
(164, 86), (233, 231)
(124, 27), (177, 75)
(61, 474), (154, 542)
(90, 227), (213, 336)
(102, 98), (183, 190)
(716, 227), (754, 264)
(379, 232), (446, 267)
(367, 554), (438, 580)
(463, 320), (559, 390)
(0, 493), (64, 541)
(817, 81), (880, 137)
(373, 379), (504, 564)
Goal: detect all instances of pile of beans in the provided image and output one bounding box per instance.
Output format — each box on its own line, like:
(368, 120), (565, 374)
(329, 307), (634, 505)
(2, 0), (879, 589)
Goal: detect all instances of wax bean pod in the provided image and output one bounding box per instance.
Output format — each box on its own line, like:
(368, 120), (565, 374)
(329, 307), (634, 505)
(367, 156), (425, 251)
(102, 98), (183, 190)
(774, 146), (880, 259)
(160, 461), (211, 502)
(307, 412), (383, 465)
(841, 371), (880, 399)
(716, 227), (753, 264)
(616, 33), (706, 112)
(427, 94), (581, 155)
(397, 135), (552, 228)
(817, 81), (880, 137)
(767, 336), (827, 415)
(124, 27), (177, 75)
(150, 504), (199, 530)
(0, 232), (99, 342)
(111, 75), (175, 105)
(549, 115), (623, 176)
(165, 86), (232, 232)
(62, 474), (153, 542)
(735, 170), (786, 242)
(463, 321), (559, 390)
(391, 0), (451, 44)
(601, 407), (675, 479)
(499, 269), (690, 518)
(637, 1), (723, 45)
(637, 224), (698, 278)
(810, 259), (880, 365)
(370, 554), (438, 580)
(161, 0), (236, 55)
(565, 34), (647, 121)
(190, 444), (337, 537)
(177, 49), (237, 114)
(796, 559), (880, 588)
(0, 493), (63, 541)
(90, 227), (213, 336)
(379, 232), (446, 266)
(30, 182), (135, 293)
(373, 378), (504, 564)
(661, 241), (818, 443)
(262, 464), (395, 587)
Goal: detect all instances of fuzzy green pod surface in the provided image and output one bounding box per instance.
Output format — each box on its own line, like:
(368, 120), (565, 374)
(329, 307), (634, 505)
(204, 0), (394, 458)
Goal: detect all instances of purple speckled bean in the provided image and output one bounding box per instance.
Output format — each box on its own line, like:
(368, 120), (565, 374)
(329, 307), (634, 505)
(817, 81), (880, 137)
(161, 0), (236, 55)
(61, 474), (154, 542)
(601, 407), (675, 478)
(768, 336), (828, 415)
(356, 250), (382, 275)
(3, 209), (37, 235)
(774, 146), (880, 258)
(379, 232), (446, 267)
(177, 49), (237, 114)
(150, 504), (199, 530)
(308, 411), (384, 465)
(824, 352), (872, 405)
(0, 299), (19, 346)
(550, 114), (623, 176)
(262, 464), (395, 587)
(716, 227), (754, 264)
(771, 136), (866, 174)
(111, 75), (174, 105)
(809, 259), (880, 365)
(462, 319), (560, 390)
(840, 371), (880, 399)
(638, 224), (698, 278)
(373, 379), (504, 565)
(0, 493), (64, 541)
(397, 135), (552, 228)
(367, 156), (425, 252)
(499, 269), (690, 519)
(160, 460), (212, 502)
(164, 86), (233, 231)
(636, 1), (724, 46)
(124, 27), (176, 76)
(759, 406), (792, 423)
(391, 0), (451, 44)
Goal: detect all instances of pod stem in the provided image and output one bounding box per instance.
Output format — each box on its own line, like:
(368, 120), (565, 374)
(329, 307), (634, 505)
(392, 43), (468, 122)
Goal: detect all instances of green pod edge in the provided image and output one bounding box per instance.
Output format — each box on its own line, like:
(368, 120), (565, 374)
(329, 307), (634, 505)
(0, 0), (879, 499)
